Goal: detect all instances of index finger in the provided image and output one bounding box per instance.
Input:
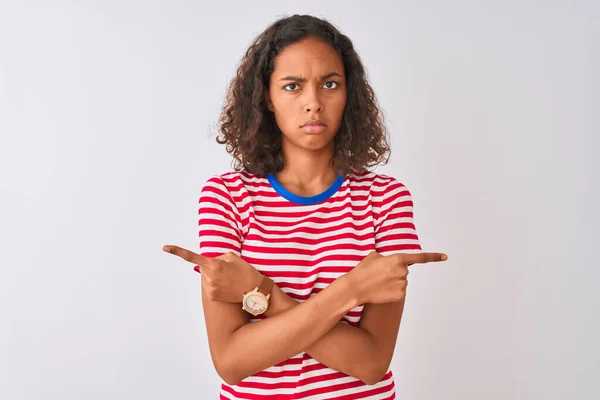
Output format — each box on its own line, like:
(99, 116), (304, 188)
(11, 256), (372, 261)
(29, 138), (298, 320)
(402, 252), (448, 266)
(162, 244), (215, 267)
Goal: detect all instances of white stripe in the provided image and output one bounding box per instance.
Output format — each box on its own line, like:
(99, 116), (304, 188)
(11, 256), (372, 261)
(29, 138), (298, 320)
(246, 204), (372, 222)
(240, 247), (368, 262)
(300, 372), (394, 400)
(199, 234), (240, 249)
(295, 375), (363, 395)
(241, 237), (375, 251)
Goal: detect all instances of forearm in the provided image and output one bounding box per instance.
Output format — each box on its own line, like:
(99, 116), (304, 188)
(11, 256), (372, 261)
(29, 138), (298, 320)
(218, 275), (359, 384)
(265, 284), (385, 383)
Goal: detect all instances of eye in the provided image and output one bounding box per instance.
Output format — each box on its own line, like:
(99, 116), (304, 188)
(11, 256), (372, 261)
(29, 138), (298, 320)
(283, 83), (300, 91)
(323, 81), (339, 89)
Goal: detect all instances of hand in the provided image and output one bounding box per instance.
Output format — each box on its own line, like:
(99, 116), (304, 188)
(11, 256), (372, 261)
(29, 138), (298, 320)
(162, 245), (263, 303)
(347, 251), (448, 304)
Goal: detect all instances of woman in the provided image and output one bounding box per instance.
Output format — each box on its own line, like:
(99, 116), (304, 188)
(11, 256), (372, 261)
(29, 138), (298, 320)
(164, 14), (447, 399)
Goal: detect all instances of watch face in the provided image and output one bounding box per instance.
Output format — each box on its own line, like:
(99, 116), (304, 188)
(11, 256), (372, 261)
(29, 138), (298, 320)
(243, 293), (267, 314)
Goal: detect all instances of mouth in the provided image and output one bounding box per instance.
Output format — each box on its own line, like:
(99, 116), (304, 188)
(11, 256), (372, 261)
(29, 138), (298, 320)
(301, 124), (327, 134)
(300, 120), (327, 134)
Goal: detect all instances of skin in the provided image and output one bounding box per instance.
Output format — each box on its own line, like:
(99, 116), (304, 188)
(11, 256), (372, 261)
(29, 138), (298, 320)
(163, 37), (448, 385)
(163, 246), (447, 385)
(264, 36), (346, 196)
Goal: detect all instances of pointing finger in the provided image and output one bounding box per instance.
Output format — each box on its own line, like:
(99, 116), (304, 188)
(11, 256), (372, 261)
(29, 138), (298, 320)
(162, 244), (215, 267)
(402, 252), (448, 266)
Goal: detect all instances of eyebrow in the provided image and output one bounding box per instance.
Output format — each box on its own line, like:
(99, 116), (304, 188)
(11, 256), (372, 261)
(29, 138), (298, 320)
(278, 72), (344, 82)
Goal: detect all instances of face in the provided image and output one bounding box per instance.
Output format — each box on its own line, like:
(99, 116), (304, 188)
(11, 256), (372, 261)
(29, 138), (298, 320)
(265, 37), (347, 155)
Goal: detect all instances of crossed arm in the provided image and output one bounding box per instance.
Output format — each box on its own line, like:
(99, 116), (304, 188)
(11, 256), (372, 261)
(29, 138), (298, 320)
(202, 266), (405, 386)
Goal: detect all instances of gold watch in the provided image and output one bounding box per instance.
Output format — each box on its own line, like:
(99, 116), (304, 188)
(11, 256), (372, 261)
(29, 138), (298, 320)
(242, 275), (274, 316)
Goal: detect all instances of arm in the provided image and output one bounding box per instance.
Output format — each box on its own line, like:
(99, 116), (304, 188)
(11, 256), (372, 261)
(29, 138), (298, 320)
(201, 250), (434, 386)
(202, 271), (359, 385)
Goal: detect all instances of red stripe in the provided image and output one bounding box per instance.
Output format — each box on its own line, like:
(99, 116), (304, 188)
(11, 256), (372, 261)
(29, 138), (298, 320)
(244, 231), (375, 246)
(294, 378), (366, 399)
(253, 362), (328, 379)
(327, 373), (395, 399)
(243, 253), (363, 267)
(244, 210), (373, 228)
(250, 202), (370, 218)
(245, 220), (374, 237)
(221, 384), (288, 399)
(241, 242), (375, 256)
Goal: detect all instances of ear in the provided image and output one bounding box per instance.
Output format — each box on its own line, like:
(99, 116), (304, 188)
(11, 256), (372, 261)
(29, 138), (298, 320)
(264, 89), (273, 112)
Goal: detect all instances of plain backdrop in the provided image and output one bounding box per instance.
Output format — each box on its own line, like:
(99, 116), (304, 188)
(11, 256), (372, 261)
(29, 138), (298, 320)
(1, 1), (598, 399)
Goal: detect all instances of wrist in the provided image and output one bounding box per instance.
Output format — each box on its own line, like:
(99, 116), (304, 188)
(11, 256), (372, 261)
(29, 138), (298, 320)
(336, 272), (363, 308)
(243, 268), (263, 295)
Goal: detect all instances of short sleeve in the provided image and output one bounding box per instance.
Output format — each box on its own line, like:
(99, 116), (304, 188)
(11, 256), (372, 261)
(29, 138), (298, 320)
(372, 177), (422, 256)
(195, 177), (243, 271)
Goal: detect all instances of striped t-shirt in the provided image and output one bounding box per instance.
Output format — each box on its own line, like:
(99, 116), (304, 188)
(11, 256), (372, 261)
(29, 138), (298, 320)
(197, 169), (422, 399)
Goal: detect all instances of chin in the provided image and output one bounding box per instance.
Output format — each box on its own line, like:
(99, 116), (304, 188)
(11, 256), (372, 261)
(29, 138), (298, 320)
(299, 132), (329, 140)
(282, 129), (337, 151)
(300, 139), (335, 152)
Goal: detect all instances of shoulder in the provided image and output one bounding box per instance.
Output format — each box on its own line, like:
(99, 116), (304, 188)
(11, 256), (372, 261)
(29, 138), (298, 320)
(202, 170), (267, 193)
(347, 169), (411, 198)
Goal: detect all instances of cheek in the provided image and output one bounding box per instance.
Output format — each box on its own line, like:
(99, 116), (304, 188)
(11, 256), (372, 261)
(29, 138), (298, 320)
(273, 109), (296, 133)
(335, 91), (348, 112)
(328, 94), (347, 124)
(272, 99), (299, 130)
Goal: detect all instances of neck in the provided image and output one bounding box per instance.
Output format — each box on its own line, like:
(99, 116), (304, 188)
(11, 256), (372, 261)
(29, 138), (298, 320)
(275, 143), (338, 195)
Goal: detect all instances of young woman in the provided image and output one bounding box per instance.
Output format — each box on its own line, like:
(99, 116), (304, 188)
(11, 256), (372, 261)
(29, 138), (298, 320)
(164, 14), (447, 399)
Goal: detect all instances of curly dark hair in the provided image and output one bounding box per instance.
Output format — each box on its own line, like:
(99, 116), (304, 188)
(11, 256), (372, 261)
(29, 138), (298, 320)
(217, 14), (390, 176)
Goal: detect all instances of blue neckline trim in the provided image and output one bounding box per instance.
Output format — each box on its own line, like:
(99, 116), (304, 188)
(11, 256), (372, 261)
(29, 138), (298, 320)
(266, 174), (346, 205)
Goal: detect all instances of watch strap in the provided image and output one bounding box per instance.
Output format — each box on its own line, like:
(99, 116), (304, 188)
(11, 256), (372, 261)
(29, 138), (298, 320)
(257, 275), (274, 296)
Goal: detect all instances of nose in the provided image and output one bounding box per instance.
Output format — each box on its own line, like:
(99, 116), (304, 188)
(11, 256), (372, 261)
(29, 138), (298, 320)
(304, 87), (323, 113)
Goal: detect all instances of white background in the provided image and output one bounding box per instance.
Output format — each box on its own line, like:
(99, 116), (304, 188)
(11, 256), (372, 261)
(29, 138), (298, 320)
(1, 0), (598, 399)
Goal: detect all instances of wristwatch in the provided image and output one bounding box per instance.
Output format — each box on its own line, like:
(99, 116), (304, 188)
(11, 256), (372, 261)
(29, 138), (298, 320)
(242, 275), (274, 316)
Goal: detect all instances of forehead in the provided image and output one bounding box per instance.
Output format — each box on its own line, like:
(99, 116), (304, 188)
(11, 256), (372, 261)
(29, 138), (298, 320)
(272, 37), (345, 77)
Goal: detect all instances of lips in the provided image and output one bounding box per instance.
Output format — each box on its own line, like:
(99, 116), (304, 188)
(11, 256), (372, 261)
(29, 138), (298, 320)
(300, 122), (327, 134)
(301, 120), (326, 127)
